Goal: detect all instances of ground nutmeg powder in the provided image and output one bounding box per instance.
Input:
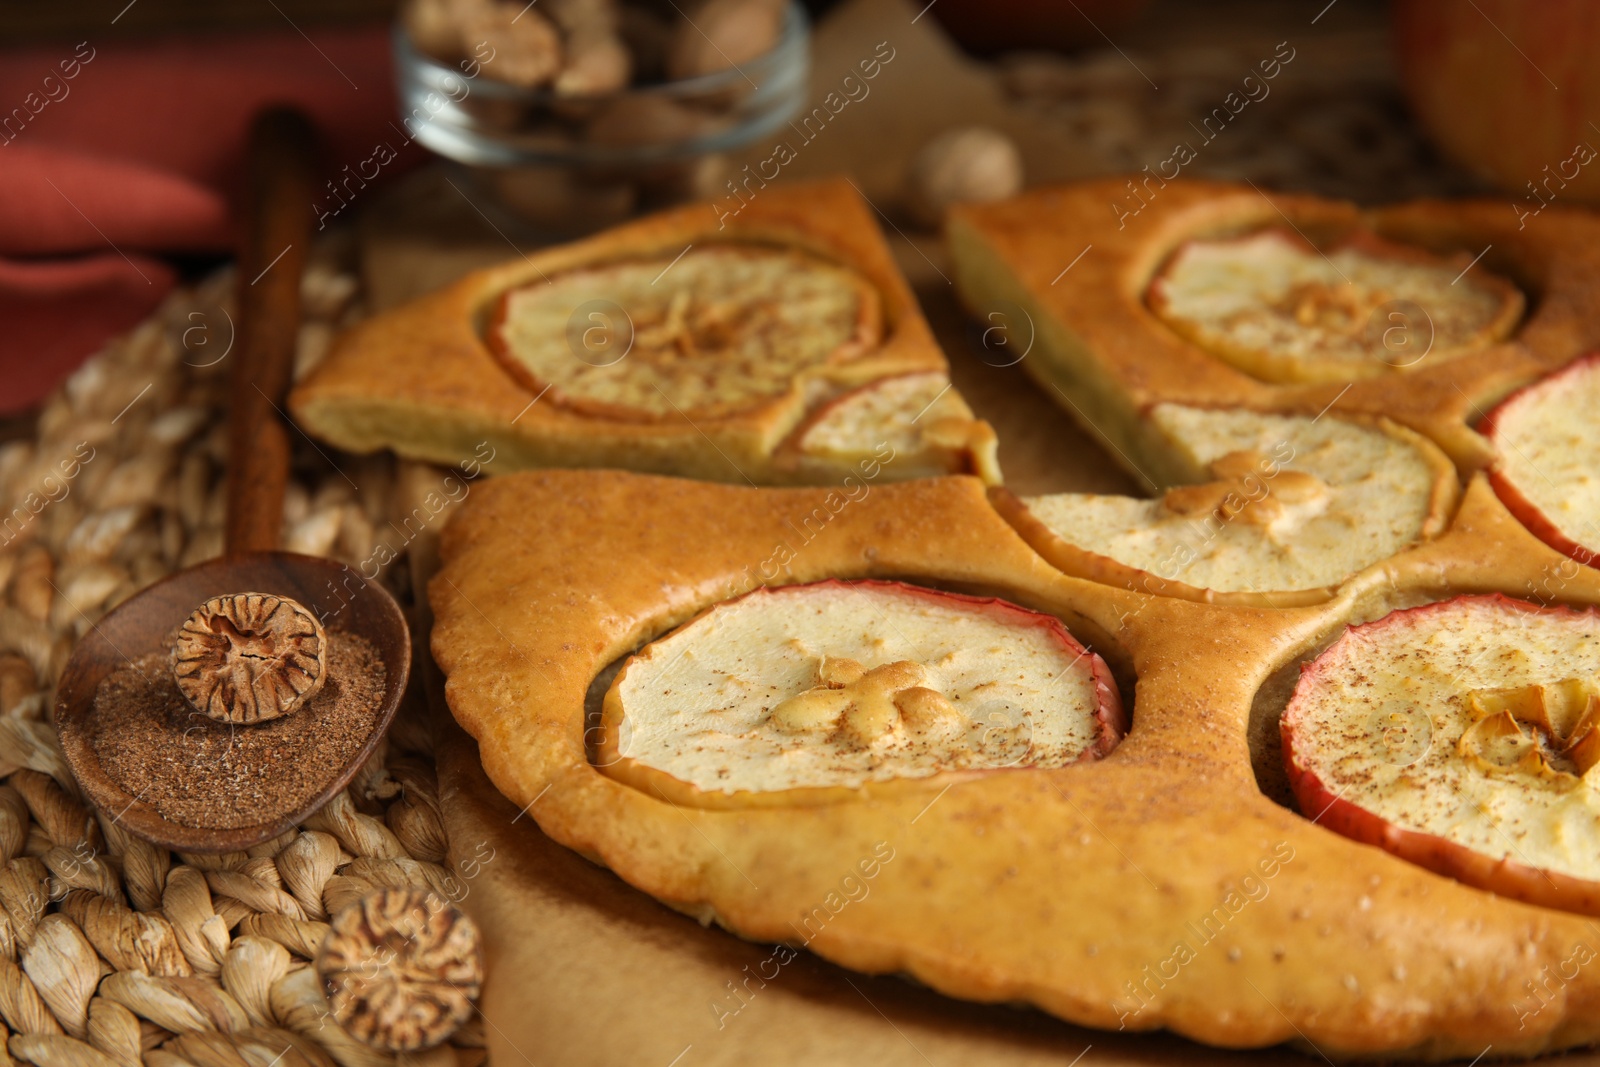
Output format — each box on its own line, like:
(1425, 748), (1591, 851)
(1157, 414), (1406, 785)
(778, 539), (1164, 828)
(87, 629), (387, 830)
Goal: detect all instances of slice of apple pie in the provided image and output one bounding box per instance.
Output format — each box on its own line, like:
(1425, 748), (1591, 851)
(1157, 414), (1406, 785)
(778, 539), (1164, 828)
(290, 180), (998, 487)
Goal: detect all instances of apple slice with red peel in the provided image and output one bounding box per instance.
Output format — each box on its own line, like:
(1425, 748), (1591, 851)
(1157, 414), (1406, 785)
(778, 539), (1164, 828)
(596, 579), (1124, 807)
(1281, 593), (1600, 915)
(487, 244), (882, 422)
(788, 371), (1002, 484)
(994, 403), (1458, 607)
(1482, 353), (1600, 568)
(1148, 227), (1524, 384)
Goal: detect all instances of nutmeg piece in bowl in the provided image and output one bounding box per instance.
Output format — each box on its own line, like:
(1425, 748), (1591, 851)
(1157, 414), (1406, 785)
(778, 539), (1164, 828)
(392, 0), (811, 229)
(171, 591), (327, 724)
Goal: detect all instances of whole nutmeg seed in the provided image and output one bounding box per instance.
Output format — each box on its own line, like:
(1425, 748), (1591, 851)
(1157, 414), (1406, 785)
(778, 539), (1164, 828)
(317, 887), (484, 1052)
(465, 3), (564, 89)
(554, 28), (632, 96)
(171, 592), (327, 724)
(906, 126), (1024, 227)
(666, 0), (786, 81)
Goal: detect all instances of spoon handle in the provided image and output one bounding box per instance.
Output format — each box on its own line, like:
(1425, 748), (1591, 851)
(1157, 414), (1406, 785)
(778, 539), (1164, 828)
(226, 108), (319, 556)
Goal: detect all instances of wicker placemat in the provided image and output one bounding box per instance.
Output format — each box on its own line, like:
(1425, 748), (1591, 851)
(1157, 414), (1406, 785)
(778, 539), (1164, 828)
(0, 233), (479, 1067)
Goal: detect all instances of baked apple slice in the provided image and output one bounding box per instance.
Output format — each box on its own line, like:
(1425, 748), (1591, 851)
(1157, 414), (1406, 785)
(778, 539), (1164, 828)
(993, 403), (1458, 606)
(786, 371), (1001, 484)
(1148, 228), (1523, 384)
(488, 245), (881, 422)
(1482, 353), (1600, 567)
(1282, 594), (1600, 914)
(595, 579), (1123, 806)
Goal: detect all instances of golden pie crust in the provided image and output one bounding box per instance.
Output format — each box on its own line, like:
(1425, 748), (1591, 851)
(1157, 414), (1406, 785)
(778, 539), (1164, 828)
(432, 468), (1600, 1060)
(289, 179), (998, 486)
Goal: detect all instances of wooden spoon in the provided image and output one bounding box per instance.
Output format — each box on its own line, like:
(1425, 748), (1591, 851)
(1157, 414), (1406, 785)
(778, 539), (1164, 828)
(52, 108), (411, 852)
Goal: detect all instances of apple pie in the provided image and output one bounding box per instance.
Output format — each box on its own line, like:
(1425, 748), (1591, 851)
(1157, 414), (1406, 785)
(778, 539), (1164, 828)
(290, 180), (998, 486)
(426, 178), (1600, 1062)
(431, 467), (1600, 1061)
(946, 177), (1600, 473)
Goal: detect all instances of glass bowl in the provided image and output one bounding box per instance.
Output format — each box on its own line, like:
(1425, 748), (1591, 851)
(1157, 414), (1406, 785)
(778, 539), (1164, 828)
(392, 2), (810, 233)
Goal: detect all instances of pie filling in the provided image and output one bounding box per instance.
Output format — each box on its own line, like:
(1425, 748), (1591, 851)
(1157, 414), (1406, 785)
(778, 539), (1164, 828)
(600, 580), (1123, 794)
(1018, 404), (1443, 593)
(797, 372), (970, 462)
(1148, 228), (1522, 381)
(1485, 353), (1600, 563)
(1283, 595), (1600, 882)
(488, 245), (882, 421)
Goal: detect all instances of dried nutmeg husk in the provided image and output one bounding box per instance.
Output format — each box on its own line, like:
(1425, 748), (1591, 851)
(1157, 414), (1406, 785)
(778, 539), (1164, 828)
(315, 887), (482, 1052)
(172, 592), (327, 724)
(555, 27), (631, 95)
(464, 3), (563, 89)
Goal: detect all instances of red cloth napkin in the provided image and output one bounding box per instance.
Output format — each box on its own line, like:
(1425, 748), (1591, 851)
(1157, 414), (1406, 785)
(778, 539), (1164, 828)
(0, 24), (421, 414)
